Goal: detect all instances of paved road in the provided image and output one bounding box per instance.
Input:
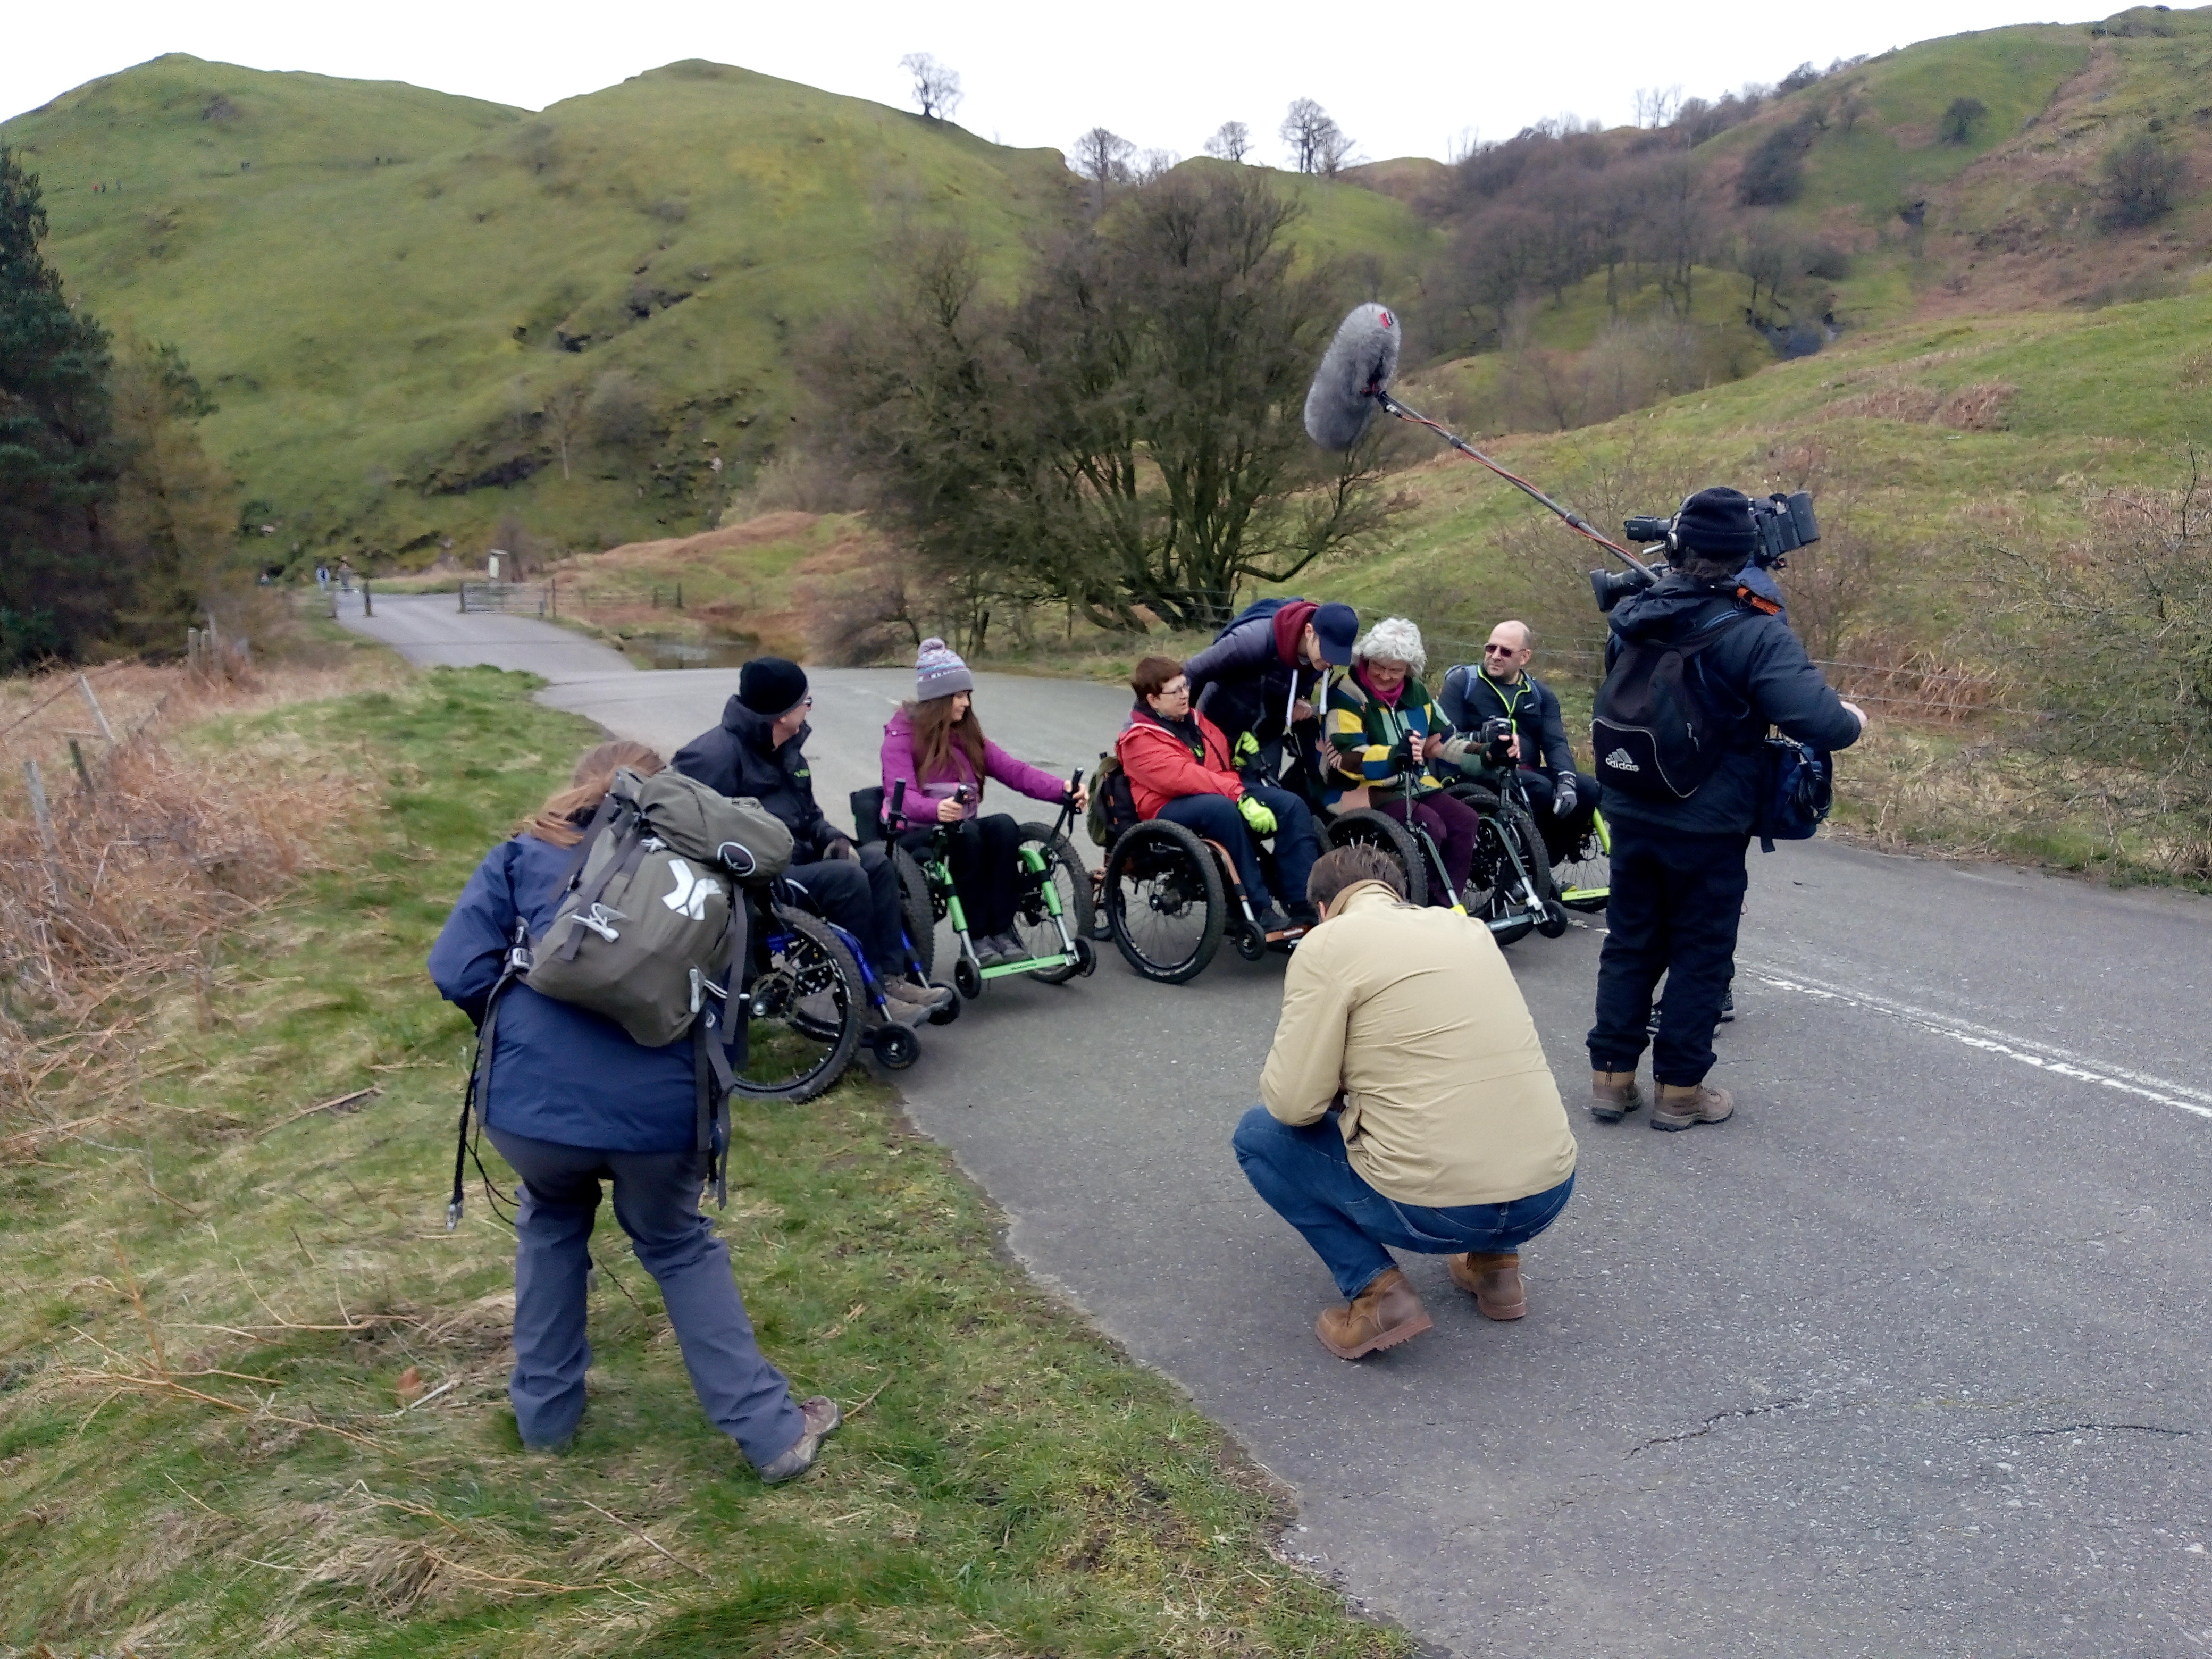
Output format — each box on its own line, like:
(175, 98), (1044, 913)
(350, 595), (2212, 1657)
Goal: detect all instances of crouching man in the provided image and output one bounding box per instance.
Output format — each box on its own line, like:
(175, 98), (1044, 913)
(1231, 845), (1578, 1359)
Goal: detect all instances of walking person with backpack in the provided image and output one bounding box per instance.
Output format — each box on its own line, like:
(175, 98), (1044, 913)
(879, 639), (1086, 968)
(1586, 488), (1865, 1131)
(427, 740), (841, 1481)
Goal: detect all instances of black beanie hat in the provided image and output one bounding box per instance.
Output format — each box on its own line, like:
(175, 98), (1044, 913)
(1671, 487), (1760, 561)
(738, 656), (809, 716)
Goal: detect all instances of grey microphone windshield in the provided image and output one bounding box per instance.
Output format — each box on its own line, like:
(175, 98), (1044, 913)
(1303, 302), (1401, 451)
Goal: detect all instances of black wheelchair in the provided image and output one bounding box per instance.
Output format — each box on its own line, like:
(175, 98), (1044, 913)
(849, 778), (1096, 1001)
(727, 881), (943, 1103)
(1092, 761), (1316, 984)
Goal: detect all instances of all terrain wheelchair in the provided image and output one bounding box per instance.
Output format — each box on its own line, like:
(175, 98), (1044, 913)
(1440, 717), (1609, 940)
(1091, 758), (1318, 984)
(728, 876), (952, 1102)
(849, 777), (1096, 1001)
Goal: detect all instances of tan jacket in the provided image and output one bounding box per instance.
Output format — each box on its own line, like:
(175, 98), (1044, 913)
(1259, 881), (1577, 1206)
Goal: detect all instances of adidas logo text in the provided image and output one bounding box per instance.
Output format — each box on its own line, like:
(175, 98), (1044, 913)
(1604, 748), (1640, 773)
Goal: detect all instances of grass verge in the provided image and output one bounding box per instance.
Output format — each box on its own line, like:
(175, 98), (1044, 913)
(0, 665), (1410, 1658)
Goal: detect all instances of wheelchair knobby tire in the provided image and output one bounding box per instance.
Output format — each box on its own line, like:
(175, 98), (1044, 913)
(1450, 784), (1559, 909)
(1104, 818), (1225, 984)
(731, 907), (863, 1103)
(889, 843), (936, 981)
(1325, 807), (1429, 908)
(1468, 815), (1538, 945)
(1014, 822), (1095, 985)
(1554, 810), (1611, 914)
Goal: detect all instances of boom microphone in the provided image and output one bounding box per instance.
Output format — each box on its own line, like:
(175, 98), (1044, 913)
(1302, 302), (1401, 451)
(1301, 301), (1657, 582)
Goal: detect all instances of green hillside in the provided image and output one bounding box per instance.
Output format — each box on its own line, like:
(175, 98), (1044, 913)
(0, 56), (1438, 565)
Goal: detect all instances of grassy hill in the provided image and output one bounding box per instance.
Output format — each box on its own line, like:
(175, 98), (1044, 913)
(1, 56), (1438, 566)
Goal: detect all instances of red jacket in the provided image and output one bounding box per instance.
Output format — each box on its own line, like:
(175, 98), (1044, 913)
(1116, 705), (1244, 820)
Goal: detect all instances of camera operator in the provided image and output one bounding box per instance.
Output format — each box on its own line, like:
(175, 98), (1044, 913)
(1438, 620), (1601, 864)
(1587, 488), (1865, 1132)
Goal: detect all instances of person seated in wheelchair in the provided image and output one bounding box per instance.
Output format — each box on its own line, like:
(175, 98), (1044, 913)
(879, 638), (1086, 969)
(1322, 618), (1482, 908)
(1117, 655), (1322, 933)
(1437, 621), (1602, 865)
(673, 656), (950, 1025)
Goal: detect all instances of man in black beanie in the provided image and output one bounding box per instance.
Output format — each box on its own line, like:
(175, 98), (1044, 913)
(1586, 488), (1865, 1131)
(675, 659), (949, 1020)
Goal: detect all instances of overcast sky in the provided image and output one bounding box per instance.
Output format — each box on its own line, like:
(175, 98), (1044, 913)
(8, 0), (2072, 164)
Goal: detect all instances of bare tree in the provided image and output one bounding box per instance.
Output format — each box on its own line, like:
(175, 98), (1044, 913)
(1280, 98), (1347, 174)
(898, 53), (963, 122)
(1071, 126), (1135, 208)
(1203, 120), (1252, 162)
(1632, 86), (1681, 129)
(1135, 148), (1182, 183)
(540, 380), (591, 480)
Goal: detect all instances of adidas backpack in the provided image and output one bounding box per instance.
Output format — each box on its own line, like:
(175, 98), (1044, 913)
(1589, 604), (1750, 801)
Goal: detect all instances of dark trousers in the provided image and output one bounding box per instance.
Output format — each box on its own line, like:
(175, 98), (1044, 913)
(1158, 784), (1319, 914)
(900, 814), (1021, 936)
(486, 1126), (805, 1470)
(1518, 768), (1602, 862)
(1232, 1107), (1575, 1299)
(1375, 788), (1480, 900)
(785, 843), (903, 977)
(1587, 822), (1750, 1086)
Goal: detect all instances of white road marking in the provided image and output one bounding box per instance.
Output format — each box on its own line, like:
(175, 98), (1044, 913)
(1744, 961), (2212, 1121)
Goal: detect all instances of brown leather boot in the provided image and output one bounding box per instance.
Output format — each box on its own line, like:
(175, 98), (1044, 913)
(1314, 1267), (1433, 1359)
(1590, 1070), (1642, 1123)
(1652, 1080), (1735, 1130)
(1447, 1251), (1527, 1319)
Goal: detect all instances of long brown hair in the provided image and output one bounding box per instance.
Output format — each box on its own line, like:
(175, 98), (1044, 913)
(906, 694), (986, 783)
(523, 741), (665, 845)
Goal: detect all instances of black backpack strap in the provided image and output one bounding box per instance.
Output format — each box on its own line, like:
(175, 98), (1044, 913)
(690, 887), (752, 1209)
(448, 919), (530, 1230)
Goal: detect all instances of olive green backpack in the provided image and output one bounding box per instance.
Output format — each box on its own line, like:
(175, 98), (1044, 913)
(448, 768), (793, 1225)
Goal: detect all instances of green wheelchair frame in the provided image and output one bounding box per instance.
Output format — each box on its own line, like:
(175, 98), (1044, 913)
(879, 776), (1097, 1001)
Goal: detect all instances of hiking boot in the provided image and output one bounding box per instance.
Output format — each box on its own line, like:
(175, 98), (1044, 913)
(1719, 990), (1736, 1023)
(1254, 904), (1295, 935)
(885, 978), (953, 1013)
(1314, 1267), (1433, 1360)
(1652, 1081), (1735, 1131)
(1590, 1070), (1643, 1123)
(1447, 1251), (1527, 1320)
(757, 1395), (841, 1484)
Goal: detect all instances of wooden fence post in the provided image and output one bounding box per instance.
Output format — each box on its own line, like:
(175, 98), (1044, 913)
(23, 759), (57, 856)
(362, 580), (373, 617)
(68, 738), (95, 797)
(457, 583), (468, 614)
(77, 674), (115, 744)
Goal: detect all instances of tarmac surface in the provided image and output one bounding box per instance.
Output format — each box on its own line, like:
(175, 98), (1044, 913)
(349, 592), (2212, 1657)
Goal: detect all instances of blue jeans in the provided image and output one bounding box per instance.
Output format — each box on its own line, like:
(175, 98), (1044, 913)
(1232, 1106), (1576, 1299)
(1157, 785), (1319, 913)
(488, 1127), (806, 1470)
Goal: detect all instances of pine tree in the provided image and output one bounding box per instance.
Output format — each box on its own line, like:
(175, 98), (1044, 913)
(0, 145), (115, 668)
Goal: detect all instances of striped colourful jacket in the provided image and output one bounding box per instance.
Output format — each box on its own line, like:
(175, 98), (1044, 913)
(1321, 668), (1469, 812)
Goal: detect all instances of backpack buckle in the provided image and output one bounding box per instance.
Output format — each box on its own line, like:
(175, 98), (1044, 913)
(575, 904), (624, 942)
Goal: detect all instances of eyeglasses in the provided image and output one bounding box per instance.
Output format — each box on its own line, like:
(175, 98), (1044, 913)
(1483, 644), (1520, 656)
(1158, 682), (1189, 698)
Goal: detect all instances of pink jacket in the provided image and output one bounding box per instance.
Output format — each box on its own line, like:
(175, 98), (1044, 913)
(880, 706), (1068, 832)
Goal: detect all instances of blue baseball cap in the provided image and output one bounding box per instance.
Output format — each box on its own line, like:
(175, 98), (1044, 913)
(1311, 602), (1359, 666)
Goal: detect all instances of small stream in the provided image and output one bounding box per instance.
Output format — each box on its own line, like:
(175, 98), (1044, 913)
(616, 636), (758, 671)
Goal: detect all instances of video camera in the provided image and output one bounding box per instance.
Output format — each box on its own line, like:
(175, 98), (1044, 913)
(1590, 490), (1820, 613)
(1478, 716), (1518, 769)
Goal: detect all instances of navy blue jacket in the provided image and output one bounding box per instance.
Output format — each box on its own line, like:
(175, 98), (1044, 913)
(1437, 665), (1577, 777)
(428, 834), (697, 1152)
(672, 698), (841, 860)
(1183, 616), (1320, 748)
(1599, 575), (1861, 837)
